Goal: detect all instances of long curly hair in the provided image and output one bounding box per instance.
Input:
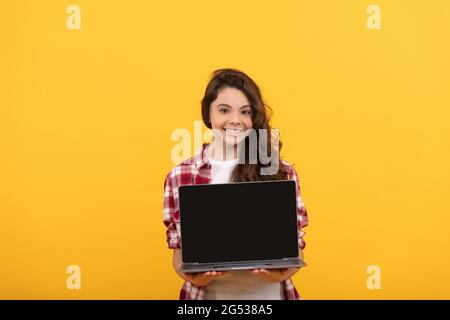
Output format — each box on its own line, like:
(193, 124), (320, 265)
(201, 68), (290, 181)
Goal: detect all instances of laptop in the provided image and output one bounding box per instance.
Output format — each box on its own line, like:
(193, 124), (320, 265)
(178, 180), (307, 273)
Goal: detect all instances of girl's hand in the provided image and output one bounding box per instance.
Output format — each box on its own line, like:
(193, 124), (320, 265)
(250, 268), (291, 283)
(185, 271), (227, 287)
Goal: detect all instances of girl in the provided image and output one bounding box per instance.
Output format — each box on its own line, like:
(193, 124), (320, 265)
(163, 68), (309, 300)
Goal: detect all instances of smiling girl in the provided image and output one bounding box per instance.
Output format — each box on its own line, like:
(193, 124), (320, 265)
(163, 68), (309, 300)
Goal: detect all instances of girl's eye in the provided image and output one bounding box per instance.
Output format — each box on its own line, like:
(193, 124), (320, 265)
(242, 110), (251, 115)
(219, 109), (229, 113)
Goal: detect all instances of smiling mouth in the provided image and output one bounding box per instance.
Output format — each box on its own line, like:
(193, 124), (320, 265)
(223, 128), (245, 136)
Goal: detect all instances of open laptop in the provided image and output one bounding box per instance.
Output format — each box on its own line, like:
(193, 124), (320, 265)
(178, 180), (306, 273)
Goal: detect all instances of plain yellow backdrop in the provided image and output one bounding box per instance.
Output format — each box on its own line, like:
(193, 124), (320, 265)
(1, 0), (449, 299)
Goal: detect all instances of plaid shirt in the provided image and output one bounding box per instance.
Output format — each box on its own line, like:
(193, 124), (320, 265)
(163, 143), (309, 300)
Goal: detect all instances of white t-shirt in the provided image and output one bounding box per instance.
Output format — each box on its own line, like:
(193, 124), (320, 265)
(204, 145), (283, 300)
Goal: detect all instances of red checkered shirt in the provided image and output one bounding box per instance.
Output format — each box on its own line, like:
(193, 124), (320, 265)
(163, 143), (309, 300)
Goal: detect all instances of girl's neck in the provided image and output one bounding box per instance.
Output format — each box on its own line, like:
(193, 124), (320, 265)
(207, 140), (240, 161)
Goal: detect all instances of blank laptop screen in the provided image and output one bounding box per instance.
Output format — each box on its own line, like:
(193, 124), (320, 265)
(179, 180), (299, 264)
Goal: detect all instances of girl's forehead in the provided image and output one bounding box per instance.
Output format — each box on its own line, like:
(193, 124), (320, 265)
(215, 87), (250, 107)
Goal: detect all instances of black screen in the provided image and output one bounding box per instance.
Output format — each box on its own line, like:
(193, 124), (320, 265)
(178, 180), (299, 263)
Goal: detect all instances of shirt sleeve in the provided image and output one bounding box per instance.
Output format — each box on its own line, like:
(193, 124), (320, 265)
(289, 165), (309, 250)
(163, 172), (181, 249)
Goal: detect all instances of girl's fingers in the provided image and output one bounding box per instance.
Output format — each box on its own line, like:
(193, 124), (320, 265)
(204, 271), (224, 277)
(251, 269), (263, 274)
(260, 268), (286, 274)
(185, 273), (194, 281)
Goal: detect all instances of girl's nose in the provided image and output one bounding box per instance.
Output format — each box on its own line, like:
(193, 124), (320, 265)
(229, 114), (241, 125)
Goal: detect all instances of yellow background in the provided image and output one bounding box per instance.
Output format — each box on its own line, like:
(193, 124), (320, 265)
(1, 0), (449, 299)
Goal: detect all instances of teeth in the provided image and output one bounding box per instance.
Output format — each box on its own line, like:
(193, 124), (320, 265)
(225, 128), (243, 133)
(224, 128), (244, 138)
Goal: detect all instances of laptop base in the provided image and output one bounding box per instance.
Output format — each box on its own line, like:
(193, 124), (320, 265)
(181, 258), (306, 273)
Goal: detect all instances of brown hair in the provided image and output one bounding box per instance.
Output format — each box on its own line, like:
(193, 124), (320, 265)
(201, 68), (290, 182)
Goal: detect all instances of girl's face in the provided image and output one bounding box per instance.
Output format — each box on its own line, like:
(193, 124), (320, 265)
(209, 87), (253, 146)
